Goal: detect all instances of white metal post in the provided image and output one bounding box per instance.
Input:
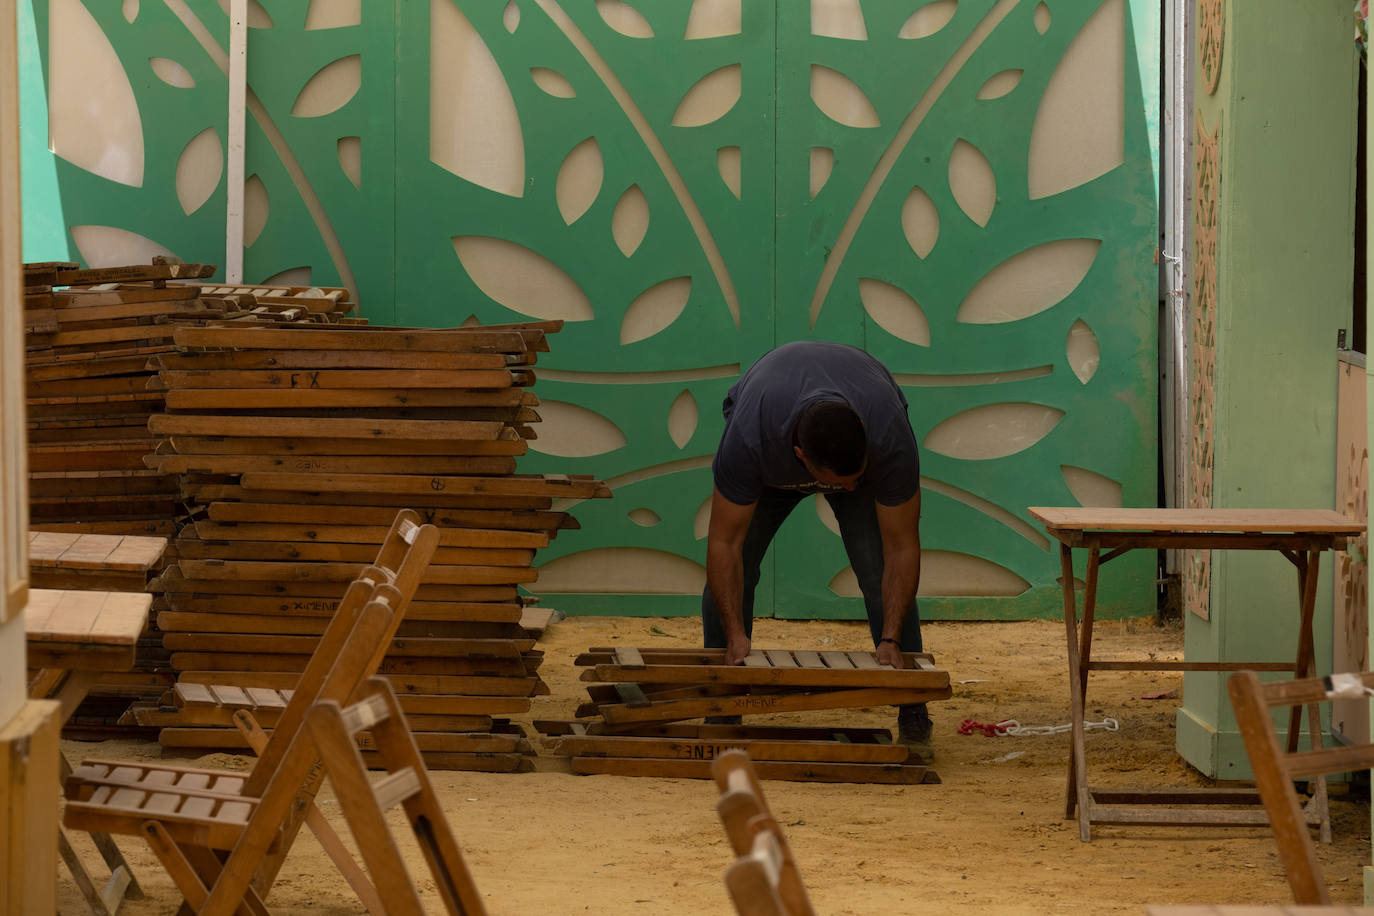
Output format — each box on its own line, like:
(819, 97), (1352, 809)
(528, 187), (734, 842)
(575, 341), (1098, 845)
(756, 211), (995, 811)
(226, 0), (246, 283)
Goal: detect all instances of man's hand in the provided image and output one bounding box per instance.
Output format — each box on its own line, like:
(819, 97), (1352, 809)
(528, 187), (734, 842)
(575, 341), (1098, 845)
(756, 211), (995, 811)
(876, 639), (905, 669)
(726, 633), (752, 665)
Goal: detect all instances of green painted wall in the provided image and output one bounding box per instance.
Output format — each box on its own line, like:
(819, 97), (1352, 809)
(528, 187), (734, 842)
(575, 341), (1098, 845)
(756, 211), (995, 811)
(1177, 0), (1357, 777)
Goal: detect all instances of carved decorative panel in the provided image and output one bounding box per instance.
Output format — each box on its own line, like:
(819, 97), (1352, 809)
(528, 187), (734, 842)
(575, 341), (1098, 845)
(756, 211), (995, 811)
(1185, 110), (1219, 620)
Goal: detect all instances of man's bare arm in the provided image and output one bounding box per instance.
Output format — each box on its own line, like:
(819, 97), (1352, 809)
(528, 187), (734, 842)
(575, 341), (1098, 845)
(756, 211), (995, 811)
(705, 486), (757, 665)
(874, 491), (921, 669)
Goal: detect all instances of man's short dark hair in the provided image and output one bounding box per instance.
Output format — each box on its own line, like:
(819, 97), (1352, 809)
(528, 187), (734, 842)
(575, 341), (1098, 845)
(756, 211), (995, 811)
(796, 401), (866, 475)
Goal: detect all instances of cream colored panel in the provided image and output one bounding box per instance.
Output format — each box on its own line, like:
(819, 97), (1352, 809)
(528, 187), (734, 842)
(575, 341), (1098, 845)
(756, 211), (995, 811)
(977, 69), (1022, 100)
(150, 57), (195, 89)
(629, 508), (662, 527)
(71, 225), (178, 267)
(923, 402), (1065, 460)
(529, 548), (705, 594)
(896, 366), (1053, 387)
(685, 0), (741, 39)
(452, 236), (593, 321)
(956, 238), (1101, 324)
(175, 127), (223, 216)
(811, 0), (866, 40)
(596, 0), (653, 38)
(430, 0), (525, 197)
(1027, 0), (1123, 199)
(815, 495), (840, 536)
(810, 147), (834, 199)
(901, 185), (938, 258)
(898, 1), (957, 39)
(216, 0), (273, 28)
(1066, 317), (1100, 383)
(556, 137), (603, 225)
(717, 146), (741, 199)
(612, 185), (650, 257)
(305, 0), (361, 30)
(859, 278), (929, 346)
(123, 0), (138, 22)
(49, 0), (144, 187)
(1061, 465), (1123, 508)
(261, 267), (311, 286)
(671, 64), (742, 127)
(337, 136), (361, 189)
(810, 65), (880, 128)
(243, 174), (269, 247)
(532, 67), (576, 98)
(526, 400), (627, 458)
(830, 551), (1031, 597)
(694, 496), (712, 539)
(503, 1), (520, 32)
(291, 55), (361, 118)
(668, 389), (699, 449)
(620, 276), (692, 345)
(920, 476), (1050, 549)
(1034, 2), (1051, 34)
(949, 139), (995, 227)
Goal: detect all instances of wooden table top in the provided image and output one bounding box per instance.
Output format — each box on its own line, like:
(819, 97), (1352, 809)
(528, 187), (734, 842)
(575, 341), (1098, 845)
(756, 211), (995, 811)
(1027, 507), (1365, 536)
(28, 531), (167, 571)
(25, 588), (151, 671)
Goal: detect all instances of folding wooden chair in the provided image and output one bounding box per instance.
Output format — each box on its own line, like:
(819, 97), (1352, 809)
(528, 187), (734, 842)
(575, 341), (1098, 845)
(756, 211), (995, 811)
(64, 510), (439, 913)
(307, 676), (488, 916)
(711, 749), (815, 916)
(1228, 668), (1374, 904)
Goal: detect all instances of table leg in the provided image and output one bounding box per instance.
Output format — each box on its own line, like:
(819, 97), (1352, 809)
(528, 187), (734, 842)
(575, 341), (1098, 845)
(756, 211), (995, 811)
(1078, 546), (1102, 701)
(1290, 547), (1332, 842)
(1060, 543), (1092, 839)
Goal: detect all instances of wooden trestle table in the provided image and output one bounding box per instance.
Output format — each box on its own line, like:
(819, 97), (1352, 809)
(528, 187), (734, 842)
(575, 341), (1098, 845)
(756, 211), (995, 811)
(1026, 508), (1365, 843)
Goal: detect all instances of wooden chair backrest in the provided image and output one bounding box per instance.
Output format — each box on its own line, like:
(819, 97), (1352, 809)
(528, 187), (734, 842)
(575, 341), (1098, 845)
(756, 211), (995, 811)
(711, 749), (815, 916)
(1228, 669), (1374, 904)
(307, 677), (488, 916)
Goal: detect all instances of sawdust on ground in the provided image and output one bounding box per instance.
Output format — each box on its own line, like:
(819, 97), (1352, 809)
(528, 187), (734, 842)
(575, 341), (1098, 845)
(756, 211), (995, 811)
(58, 615), (1372, 914)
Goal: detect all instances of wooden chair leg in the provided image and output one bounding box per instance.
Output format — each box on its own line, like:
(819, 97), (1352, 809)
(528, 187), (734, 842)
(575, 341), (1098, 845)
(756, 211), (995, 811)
(59, 828), (115, 916)
(141, 822), (211, 913)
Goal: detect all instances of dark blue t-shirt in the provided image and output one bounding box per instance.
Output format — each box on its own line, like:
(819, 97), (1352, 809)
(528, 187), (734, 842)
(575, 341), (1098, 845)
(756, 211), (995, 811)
(712, 342), (920, 507)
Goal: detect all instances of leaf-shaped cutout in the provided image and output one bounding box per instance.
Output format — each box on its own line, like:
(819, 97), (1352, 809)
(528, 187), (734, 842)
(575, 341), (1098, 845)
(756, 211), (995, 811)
(1034, 1), (1051, 34)
(1028, 0), (1124, 199)
(337, 136), (361, 189)
(556, 138), (603, 226)
(527, 548), (705, 594)
(431, 0), (524, 197)
(671, 64), (741, 127)
(150, 57), (194, 88)
(175, 127), (223, 216)
(217, 0), (273, 28)
(504, 1), (520, 32)
(693, 496), (712, 539)
(810, 147), (834, 199)
(815, 495), (840, 535)
(70, 225), (178, 268)
(49, 0), (144, 187)
(668, 389), (698, 449)
(629, 508), (662, 527)
(859, 278), (929, 346)
(243, 174), (269, 247)
(597, 0), (654, 37)
(453, 236), (594, 321)
(1061, 465), (1122, 508)
(122, 0), (138, 23)
(812, 0), (867, 39)
(532, 67), (576, 98)
(686, 0), (741, 38)
(901, 186), (938, 258)
(949, 138), (995, 227)
(898, 0), (957, 38)
(1066, 318), (1100, 383)
(621, 277), (692, 344)
(923, 402), (1065, 460)
(612, 185), (650, 257)
(291, 55), (361, 118)
(262, 266), (311, 286)
(305, 0), (361, 30)
(810, 65), (880, 127)
(977, 69), (1022, 100)
(526, 400), (627, 458)
(956, 239), (1102, 324)
(717, 147), (741, 198)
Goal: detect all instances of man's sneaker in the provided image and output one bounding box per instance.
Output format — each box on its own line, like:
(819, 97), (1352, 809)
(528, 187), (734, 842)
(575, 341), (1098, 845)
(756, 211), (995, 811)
(897, 705), (933, 761)
(703, 714), (743, 726)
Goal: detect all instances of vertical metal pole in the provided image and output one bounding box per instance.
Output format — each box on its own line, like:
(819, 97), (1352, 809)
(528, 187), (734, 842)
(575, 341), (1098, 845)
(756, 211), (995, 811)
(226, 0), (247, 284)
(1161, 0), (1192, 554)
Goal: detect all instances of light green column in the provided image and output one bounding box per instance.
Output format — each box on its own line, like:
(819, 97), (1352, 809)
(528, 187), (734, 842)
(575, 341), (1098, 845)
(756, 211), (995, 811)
(1176, 0), (1357, 777)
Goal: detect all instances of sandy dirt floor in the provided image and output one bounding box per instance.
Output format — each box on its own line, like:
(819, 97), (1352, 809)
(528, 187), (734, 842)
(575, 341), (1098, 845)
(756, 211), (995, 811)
(58, 615), (1372, 914)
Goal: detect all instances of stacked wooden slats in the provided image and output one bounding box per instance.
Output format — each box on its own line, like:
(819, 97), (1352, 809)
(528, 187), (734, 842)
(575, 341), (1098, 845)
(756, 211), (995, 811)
(537, 647), (952, 783)
(140, 321), (610, 770)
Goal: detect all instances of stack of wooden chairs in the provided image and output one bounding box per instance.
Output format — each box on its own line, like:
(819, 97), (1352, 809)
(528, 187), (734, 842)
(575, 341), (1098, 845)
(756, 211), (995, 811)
(137, 320), (610, 769)
(537, 646), (951, 783)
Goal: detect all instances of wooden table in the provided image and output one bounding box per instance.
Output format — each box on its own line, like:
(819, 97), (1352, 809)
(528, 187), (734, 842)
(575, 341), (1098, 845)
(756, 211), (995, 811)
(28, 531), (166, 592)
(27, 588), (152, 915)
(1027, 508), (1365, 842)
